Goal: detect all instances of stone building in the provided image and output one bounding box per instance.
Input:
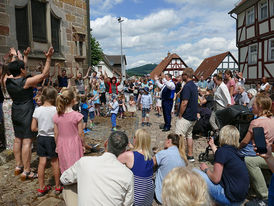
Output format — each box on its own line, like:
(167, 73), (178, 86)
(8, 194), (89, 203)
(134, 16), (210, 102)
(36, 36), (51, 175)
(0, 0), (90, 75)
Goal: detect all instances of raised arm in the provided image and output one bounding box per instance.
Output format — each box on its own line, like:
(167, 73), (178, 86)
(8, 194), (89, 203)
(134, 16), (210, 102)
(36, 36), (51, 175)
(57, 63), (62, 76)
(83, 67), (91, 79)
(10, 48), (18, 62)
(24, 47), (54, 89)
(23, 47), (31, 65)
(50, 63), (56, 78)
(68, 67), (74, 79)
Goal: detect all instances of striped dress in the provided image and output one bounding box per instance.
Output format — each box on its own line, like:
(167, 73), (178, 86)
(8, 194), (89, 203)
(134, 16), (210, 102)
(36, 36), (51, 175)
(131, 151), (154, 206)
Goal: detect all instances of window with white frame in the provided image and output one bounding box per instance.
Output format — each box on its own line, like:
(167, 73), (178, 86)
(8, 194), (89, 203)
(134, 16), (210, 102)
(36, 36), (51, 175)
(271, 0), (274, 16)
(249, 44), (257, 64)
(259, 0), (268, 20)
(269, 39), (274, 60)
(247, 7), (255, 25)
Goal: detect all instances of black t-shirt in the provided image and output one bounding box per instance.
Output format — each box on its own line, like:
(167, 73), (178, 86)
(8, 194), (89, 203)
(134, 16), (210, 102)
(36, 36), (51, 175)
(214, 145), (249, 202)
(175, 82), (182, 94)
(58, 75), (68, 87)
(180, 81), (198, 121)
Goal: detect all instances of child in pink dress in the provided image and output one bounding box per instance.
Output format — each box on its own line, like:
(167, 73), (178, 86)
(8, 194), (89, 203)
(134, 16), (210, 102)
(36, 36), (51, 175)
(53, 88), (85, 206)
(53, 88), (85, 174)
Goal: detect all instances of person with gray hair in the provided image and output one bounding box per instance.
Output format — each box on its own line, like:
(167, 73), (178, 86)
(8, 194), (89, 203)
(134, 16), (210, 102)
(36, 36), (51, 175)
(237, 85), (250, 106)
(247, 88), (257, 110)
(60, 131), (134, 206)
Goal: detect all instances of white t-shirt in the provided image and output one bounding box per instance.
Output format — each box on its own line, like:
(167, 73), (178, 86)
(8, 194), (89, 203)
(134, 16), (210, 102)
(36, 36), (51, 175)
(32, 106), (57, 137)
(88, 100), (95, 112)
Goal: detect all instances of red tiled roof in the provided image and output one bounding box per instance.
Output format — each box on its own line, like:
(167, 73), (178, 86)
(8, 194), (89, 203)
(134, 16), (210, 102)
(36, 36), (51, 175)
(150, 53), (188, 78)
(194, 52), (231, 79)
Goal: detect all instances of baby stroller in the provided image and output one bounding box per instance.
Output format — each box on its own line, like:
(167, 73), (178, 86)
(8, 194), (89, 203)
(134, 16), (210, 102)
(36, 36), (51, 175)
(198, 105), (254, 161)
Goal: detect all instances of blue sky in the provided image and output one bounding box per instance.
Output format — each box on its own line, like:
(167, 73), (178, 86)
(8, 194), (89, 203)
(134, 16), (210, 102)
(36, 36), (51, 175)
(90, 0), (240, 69)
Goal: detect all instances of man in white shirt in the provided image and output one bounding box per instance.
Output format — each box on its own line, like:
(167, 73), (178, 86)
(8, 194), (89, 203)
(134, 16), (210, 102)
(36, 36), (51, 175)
(209, 74), (231, 131)
(155, 73), (176, 131)
(60, 131), (134, 206)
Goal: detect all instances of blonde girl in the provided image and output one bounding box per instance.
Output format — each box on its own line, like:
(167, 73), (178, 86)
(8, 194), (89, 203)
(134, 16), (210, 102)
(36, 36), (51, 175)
(53, 88), (85, 206)
(127, 95), (137, 117)
(118, 129), (154, 206)
(162, 167), (211, 206)
(153, 133), (187, 204)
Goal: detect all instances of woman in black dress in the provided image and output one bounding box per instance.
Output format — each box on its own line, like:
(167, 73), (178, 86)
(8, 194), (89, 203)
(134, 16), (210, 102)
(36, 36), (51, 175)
(6, 47), (54, 180)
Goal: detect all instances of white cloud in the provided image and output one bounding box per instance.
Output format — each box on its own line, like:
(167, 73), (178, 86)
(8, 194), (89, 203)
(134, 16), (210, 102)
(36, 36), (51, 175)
(91, 0), (240, 69)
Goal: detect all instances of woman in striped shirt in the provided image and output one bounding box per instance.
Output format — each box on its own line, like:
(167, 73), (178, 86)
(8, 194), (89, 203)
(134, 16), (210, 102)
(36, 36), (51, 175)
(118, 129), (154, 206)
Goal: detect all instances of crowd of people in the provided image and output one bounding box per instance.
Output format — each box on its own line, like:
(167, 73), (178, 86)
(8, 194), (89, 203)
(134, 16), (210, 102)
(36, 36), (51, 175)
(0, 46), (274, 206)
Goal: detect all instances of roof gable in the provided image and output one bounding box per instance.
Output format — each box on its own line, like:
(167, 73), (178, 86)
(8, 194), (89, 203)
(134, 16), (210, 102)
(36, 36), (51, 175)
(150, 53), (188, 77)
(194, 52), (238, 79)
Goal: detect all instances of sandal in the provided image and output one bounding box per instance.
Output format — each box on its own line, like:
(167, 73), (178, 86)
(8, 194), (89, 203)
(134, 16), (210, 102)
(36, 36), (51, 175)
(54, 186), (64, 195)
(14, 166), (24, 176)
(37, 185), (51, 197)
(20, 171), (38, 181)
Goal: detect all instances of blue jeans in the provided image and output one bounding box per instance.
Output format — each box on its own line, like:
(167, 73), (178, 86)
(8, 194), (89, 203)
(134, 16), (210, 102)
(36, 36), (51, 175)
(111, 113), (117, 128)
(193, 169), (242, 206)
(269, 174), (274, 206)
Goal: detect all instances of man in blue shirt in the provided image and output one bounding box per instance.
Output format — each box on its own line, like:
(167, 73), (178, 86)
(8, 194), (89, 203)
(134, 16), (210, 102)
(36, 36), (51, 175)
(176, 68), (198, 162)
(198, 75), (208, 89)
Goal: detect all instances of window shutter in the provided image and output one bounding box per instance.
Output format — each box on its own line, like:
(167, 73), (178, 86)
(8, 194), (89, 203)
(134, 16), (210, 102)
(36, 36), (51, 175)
(51, 13), (60, 53)
(31, 0), (47, 42)
(15, 6), (29, 50)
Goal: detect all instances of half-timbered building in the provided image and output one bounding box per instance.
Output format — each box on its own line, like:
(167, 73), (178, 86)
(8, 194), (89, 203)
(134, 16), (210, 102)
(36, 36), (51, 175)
(229, 0), (274, 84)
(194, 51), (238, 79)
(150, 52), (188, 78)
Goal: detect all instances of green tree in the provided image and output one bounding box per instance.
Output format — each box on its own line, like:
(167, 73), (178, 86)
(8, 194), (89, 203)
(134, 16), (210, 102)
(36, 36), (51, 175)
(90, 34), (103, 66)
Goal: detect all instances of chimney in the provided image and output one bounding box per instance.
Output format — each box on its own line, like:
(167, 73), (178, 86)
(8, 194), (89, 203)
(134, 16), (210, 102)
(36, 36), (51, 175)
(167, 51), (171, 57)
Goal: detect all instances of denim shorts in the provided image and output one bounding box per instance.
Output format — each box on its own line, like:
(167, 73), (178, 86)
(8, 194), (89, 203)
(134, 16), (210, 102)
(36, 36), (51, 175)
(89, 111), (95, 120)
(142, 108), (150, 118)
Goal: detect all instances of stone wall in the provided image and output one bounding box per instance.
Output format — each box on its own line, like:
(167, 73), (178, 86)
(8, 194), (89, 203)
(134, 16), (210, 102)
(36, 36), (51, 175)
(0, 0), (89, 77)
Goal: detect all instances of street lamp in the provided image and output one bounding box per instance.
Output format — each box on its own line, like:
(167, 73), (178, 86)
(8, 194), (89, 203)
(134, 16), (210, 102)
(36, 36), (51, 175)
(118, 17), (125, 81)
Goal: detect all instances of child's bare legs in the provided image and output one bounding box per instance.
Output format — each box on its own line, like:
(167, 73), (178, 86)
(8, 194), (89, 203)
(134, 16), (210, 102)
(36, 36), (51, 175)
(96, 105), (100, 116)
(38, 157), (47, 189)
(83, 122), (87, 130)
(50, 157), (60, 188)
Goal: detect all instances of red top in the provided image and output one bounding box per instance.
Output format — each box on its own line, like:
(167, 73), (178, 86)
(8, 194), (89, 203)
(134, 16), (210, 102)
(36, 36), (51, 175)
(107, 82), (120, 94)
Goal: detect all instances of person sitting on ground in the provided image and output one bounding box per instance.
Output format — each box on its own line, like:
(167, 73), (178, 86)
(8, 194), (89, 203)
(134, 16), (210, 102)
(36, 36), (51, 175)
(153, 133), (188, 205)
(118, 129), (154, 206)
(162, 167), (212, 206)
(197, 125), (249, 205)
(239, 93), (274, 206)
(60, 131), (134, 206)
(141, 87), (152, 126)
(254, 139), (274, 206)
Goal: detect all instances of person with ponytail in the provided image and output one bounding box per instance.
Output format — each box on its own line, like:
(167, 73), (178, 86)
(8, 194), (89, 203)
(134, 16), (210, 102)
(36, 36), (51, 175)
(118, 129), (154, 206)
(240, 93), (274, 205)
(53, 88), (85, 206)
(153, 133), (187, 205)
